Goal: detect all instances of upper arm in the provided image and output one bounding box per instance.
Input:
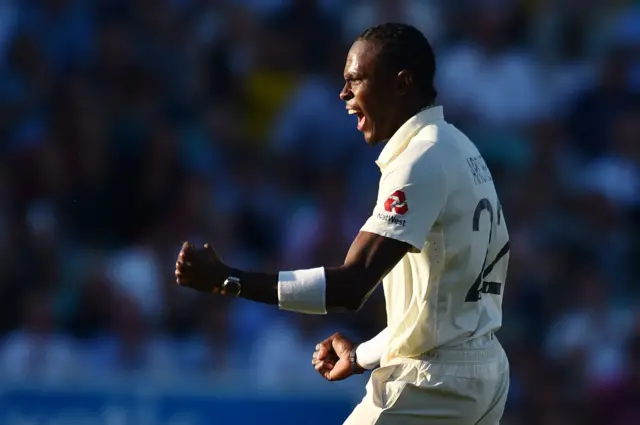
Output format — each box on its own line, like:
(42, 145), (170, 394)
(325, 231), (411, 311)
(344, 230), (412, 284)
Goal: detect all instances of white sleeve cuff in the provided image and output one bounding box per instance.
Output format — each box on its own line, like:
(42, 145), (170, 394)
(356, 328), (389, 369)
(277, 267), (327, 314)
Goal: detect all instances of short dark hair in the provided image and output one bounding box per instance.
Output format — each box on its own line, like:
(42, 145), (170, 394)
(358, 23), (437, 102)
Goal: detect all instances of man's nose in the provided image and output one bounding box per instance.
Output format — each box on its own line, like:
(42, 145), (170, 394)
(339, 84), (352, 101)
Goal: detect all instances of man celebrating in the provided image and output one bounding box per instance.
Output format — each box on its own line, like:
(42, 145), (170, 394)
(175, 23), (510, 424)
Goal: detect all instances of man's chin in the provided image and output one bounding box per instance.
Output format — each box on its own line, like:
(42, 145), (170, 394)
(363, 132), (384, 146)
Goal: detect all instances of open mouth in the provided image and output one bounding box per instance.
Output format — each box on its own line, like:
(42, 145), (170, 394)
(347, 108), (366, 132)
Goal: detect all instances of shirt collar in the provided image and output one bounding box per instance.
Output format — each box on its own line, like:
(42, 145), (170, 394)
(375, 105), (444, 171)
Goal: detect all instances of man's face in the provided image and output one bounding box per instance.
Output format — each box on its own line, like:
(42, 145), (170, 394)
(340, 40), (398, 145)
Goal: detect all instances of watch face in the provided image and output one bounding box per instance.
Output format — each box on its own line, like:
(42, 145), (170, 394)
(223, 278), (241, 297)
(229, 282), (241, 296)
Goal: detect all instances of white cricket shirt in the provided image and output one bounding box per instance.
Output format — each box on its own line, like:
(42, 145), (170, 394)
(361, 106), (510, 366)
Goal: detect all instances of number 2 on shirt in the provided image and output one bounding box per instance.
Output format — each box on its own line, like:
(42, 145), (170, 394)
(465, 198), (510, 302)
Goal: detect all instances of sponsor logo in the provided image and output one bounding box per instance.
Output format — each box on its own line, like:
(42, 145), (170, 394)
(376, 212), (406, 227)
(384, 190), (408, 215)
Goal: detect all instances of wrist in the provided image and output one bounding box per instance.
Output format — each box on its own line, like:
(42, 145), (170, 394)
(349, 344), (366, 375)
(277, 267), (327, 314)
(220, 266), (242, 297)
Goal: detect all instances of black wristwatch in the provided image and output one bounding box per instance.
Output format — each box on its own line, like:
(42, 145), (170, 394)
(221, 276), (242, 297)
(349, 344), (366, 375)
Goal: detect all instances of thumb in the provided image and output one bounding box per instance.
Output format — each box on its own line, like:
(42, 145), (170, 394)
(203, 243), (221, 261)
(324, 358), (351, 382)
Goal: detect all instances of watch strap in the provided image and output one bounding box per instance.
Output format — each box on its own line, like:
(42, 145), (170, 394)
(350, 344), (366, 375)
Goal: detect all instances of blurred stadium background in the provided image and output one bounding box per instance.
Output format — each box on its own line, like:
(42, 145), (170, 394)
(0, 0), (639, 424)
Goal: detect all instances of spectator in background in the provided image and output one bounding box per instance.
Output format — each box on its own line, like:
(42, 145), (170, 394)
(344, 0), (445, 48)
(249, 313), (361, 392)
(0, 291), (79, 382)
(0, 0), (18, 62)
(591, 323), (640, 424)
(545, 267), (634, 391)
(240, 21), (300, 148)
(280, 169), (360, 270)
(270, 0), (342, 70)
(81, 292), (172, 380)
(582, 103), (640, 209)
(528, 1), (597, 117)
(437, 0), (544, 128)
(16, 0), (94, 73)
(569, 47), (636, 158)
(270, 44), (362, 173)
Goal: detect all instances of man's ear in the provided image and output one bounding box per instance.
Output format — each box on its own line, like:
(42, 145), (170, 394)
(395, 70), (413, 96)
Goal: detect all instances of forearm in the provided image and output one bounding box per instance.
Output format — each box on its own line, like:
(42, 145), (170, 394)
(223, 231), (409, 313)
(355, 327), (389, 369)
(227, 265), (375, 312)
(226, 267), (279, 305)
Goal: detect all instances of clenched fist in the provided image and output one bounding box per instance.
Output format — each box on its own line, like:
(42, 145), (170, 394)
(312, 332), (364, 382)
(175, 242), (227, 293)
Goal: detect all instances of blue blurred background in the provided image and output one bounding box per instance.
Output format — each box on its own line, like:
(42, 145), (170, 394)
(0, 0), (639, 424)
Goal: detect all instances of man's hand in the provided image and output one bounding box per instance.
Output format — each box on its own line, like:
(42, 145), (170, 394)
(312, 332), (363, 381)
(175, 242), (227, 293)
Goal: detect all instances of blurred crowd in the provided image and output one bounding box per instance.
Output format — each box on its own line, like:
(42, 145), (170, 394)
(0, 0), (639, 424)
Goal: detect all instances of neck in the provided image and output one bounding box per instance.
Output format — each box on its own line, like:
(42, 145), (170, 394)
(391, 100), (434, 133)
(411, 101), (435, 116)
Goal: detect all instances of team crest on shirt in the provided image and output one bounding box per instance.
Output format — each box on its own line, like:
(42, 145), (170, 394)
(384, 190), (409, 215)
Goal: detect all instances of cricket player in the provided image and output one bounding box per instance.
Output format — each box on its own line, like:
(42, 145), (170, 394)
(175, 23), (510, 424)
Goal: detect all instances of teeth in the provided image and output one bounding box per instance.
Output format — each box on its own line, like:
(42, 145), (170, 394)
(348, 110), (358, 115)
